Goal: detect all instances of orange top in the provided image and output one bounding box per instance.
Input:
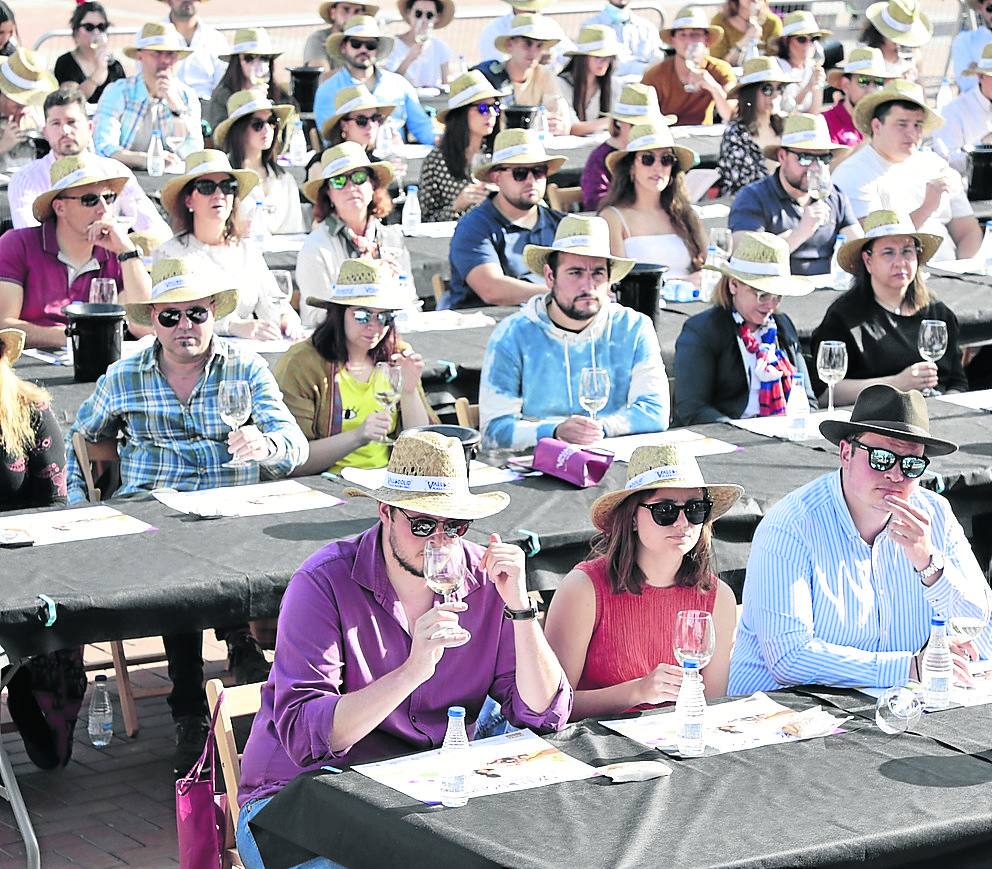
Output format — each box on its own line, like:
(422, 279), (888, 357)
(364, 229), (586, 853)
(640, 55), (735, 125)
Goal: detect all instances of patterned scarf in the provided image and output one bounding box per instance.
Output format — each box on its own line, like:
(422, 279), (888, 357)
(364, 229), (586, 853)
(734, 313), (796, 416)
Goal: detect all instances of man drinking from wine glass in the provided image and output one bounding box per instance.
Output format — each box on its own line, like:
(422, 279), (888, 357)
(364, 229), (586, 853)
(235, 430), (572, 869)
(479, 214), (669, 450)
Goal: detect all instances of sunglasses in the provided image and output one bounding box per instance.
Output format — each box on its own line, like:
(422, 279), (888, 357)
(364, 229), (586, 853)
(855, 75), (886, 88)
(851, 440), (930, 479)
(191, 178), (239, 196)
(79, 21), (108, 32)
(639, 499), (713, 527)
(395, 506), (472, 539)
(475, 101), (501, 117)
(498, 165), (548, 182)
(346, 37), (379, 51)
(793, 34), (821, 43)
(57, 191), (117, 207)
(637, 152), (678, 167)
(249, 116), (279, 132)
(759, 83), (786, 96)
(343, 113), (384, 127)
(351, 308), (395, 326)
(749, 288), (782, 304)
(156, 305), (211, 328)
(791, 151), (834, 167)
(413, 8), (435, 18)
(328, 168), (371, 189)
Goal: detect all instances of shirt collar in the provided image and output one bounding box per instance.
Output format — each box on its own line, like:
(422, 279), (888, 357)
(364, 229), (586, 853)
(828, 469), (864, 541)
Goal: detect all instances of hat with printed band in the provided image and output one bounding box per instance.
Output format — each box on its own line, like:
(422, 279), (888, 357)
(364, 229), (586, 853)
(326, 16), (395, 63)
(590, 443), (743, 533)
(472, 128), (567, 183)
(851, 78), (943, 136)
(964, 42), (992, 78)
(728, 56), (795, 98)
(123, 22), (193, 60)
(219, 27), (282, 62)
(301, 141), (394, 203)
(564, 25), (620, 58)
(826, 47), (898, 88)
(0, 49), (57, 106)
(437, 71), (509, 123)
(779, 10), (831, 38)
(347, 430), (510, 520)
(660, 6), (724, 43)
(762, 112), (850, 160)
(605, 117), (698, 173)
(705, 231), (815, 296)
(865, 0), (932, 48)
(305, 257), (413, 311)
(159, 150), (260, 215)
(604, 82), (676, 125)
(523, 214), (635, 283)
(212, 91), (297, 148)
(0, 329), (25, 365)
(395, 0), (455, 29)
(321, 84), (396, 140)
(494, 14), (561, 54)
(318, 0), (380, 24)
(126, 258), (238, 327)
(32, 154), (130, 222)
(835, 209), (941, 274)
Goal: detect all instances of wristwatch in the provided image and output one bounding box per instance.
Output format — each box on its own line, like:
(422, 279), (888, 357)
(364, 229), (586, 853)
(503, 601), (538, 621)
(917, 553), (945, 582)
(117, 247), (142, 263)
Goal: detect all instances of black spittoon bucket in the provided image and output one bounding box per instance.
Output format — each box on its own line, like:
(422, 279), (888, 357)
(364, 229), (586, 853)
(968, 145), (992, 201)
(289, 66), (322, 114)
(62, 302), (126, 383)
(406, 425), (481, 465)
(615, 262), (668, 319)
(503, 105), (538, 130)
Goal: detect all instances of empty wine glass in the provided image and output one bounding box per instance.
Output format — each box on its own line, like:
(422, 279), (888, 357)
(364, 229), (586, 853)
(816, 340), (847, 414)
(218, 379), (253, 468)
(673, 609), (716, 668)
(414, 18), (434, 45)
(710, 227), (733, 261)
(114, 196), (139, 231)
(875, 684), (924, 734)
(578, 367), (610, 420)
(270, 270), (294, 310)
(806, 159), (832, 203)
(89, 278), (118, 305)
(163, 114), (188, 157)
(683, 41), (706, 92)
(917, 319), (947, 397)
(424, 537), (467, 638)
(811, 40), (826, 68)
(373, 361), (403, 442)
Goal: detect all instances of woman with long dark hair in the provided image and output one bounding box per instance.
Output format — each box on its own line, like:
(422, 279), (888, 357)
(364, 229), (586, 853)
(0, 1), (18, 56)
(557, 26), (617, 137)
(544, 444), (741, 718)
(775, 11), (827, 113)
(54, 2), (125, 103)
(599, 117), (707, 279)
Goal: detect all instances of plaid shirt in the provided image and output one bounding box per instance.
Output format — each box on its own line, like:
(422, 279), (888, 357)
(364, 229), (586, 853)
(65, 339), (308, 504)
(92, 73), (203, 158)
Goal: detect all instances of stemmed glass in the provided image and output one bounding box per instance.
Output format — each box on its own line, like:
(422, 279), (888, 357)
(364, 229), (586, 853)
(470, 151), (494, 191)
(270, 270), (294, 311)
(806, 159), (832, 203)
(218, 379), (253, 468)
(683, 41), (706, 93)
(414, 17), (434, 45)
(875, 685), (924, 734)
(710, 228), (733, 262)
(917, 320), (947, 397)
(578, 367), (610, 420)
(816, 340), (848, 414)
(811, 40), (826, 69)
(673, 610), (716, 668)
(163, 115), (188, 159)
(89, 278), (118, 305)
(424, 537), (467, 638)
(373, 361), (403, 442)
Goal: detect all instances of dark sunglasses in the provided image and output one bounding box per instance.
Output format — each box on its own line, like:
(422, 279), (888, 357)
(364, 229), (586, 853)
(328, 168), (371, 189)
(191, 178), (239, 196)
(639, 499), (713, 527)
(501, 165), (548, 182)
(851, 441), (930, 479)
(351, 308), (395, 326)
(855, 75), (886, 88)
(413, 8), (435, 18)
(759, 83), (786, 96)
(78, 21), (109, 32)
(57, 191), (117, 207)
(156, 306), (211, 328)
(343, 113), (384, 127)
(637, 152), (678, 167)
(794, 34), (821, 43)
(395, 506), (472, 539)
(249, 116), (279, 132)
(986, 2), (992, 12)
(791, 151), (834, 166)
(240, 54), (268, 64)
(475, 101), (501, 117)
(346, 37), (379, 51)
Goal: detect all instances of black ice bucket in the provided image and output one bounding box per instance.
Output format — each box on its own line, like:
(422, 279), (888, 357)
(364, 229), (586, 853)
(405, 424), (481, 465)
(615, 263), (668, 320)
(62, 302), (125, 383)
(289, 66), (322, 114)
(503, 105), (538, 130)
(968, 145), (992, 201)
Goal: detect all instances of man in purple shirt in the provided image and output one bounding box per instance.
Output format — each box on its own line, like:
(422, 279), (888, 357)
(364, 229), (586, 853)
(823, 47), (896, 148)
(236, 431), (572, 865)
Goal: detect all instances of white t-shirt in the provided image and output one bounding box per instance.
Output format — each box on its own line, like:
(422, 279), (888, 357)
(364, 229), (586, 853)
(382, 37), (453, 89)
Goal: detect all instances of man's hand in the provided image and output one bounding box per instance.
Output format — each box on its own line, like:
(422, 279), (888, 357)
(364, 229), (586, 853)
(554, 415), (604, 445)
(797, 200), (831, 237)
(892, 360), (938, 392)
(405, 602), (470, 683)
(0, 119), (26, 155)
(481, 533), (529, 611)
(452, 181), (489, 213)
(88, 218), (132, 255)
(227, 424), (271, 462)
(883, 494), (934, 573)
(920, 177), (950, 217)
(636, 662), (684, 705)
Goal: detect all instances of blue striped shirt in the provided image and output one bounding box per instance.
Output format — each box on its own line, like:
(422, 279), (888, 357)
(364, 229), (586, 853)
(728, 470), (992, 696)
(65, 339), (309, 504)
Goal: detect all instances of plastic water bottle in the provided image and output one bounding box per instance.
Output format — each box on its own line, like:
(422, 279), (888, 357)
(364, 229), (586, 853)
(439, 706), (470, 807)
(146, 131), (165, 178)
(402, 185), (422, 235)
(534, 105), (550, 145)
(675, 660), (706, 757)
(830, 234), (849, 291)
(786, 371), (810, 439)
(700, 244), (722, 301)
(935, 77), (954, 113)
(921, 616), (953, 711)
(87, 674), (113, 747)
(981, 223), (992, 276)
(289, 119), (307, 166)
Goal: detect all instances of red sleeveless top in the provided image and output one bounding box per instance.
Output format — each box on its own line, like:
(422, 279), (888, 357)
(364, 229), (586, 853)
(575, 557), (717, 710)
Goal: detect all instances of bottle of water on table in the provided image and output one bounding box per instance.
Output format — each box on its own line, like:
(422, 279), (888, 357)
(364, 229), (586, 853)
(289, 119), (307, 167)
(786, 371), (810, 440)
(921, 616), (952, 711)
(830, 234), (849, 290)
(675, 660), (706, 757)
(88, 674), (113, 747)
(440, 705), (469, 807)
(147, 131), (165, 178)
(700, 244), (721, 301)
(402, 185), (422, 235)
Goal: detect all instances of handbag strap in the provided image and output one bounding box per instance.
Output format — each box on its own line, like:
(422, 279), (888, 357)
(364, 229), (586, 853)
(177, 692), (224, 795)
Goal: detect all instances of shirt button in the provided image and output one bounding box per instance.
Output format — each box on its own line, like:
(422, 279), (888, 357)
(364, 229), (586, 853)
(411, 715), (417, 722)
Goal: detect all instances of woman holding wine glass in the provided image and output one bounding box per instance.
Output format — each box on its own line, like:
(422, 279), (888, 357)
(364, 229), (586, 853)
(708, 0), (781, 64)
(383, 0), (455, 89)
(54, 2), (125, 104)
(544, 444), (742, 718)
(319, 84), (394, 157)
(810, 209), (968, 406)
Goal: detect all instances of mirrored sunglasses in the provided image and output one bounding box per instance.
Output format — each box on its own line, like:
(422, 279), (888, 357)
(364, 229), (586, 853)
(57, 191), (117, 208)
(639, 499), (713, 527)
(79, 21), (108, 32)
(791, 151), (834, 167)
(351, 308), (395, 326)
(851, 441), (930, 478)
(395, 506), (472, 538)
(855, 75), (886, 88)
(475, 101), (501, 117)
(249, 116), (279, 132)
(343, 113), (384, 127)
(759, 83), (786, 96)
(191, 178), (239, 196)
(637, 152), (678, 167)
(156, 306), (211, 328)
(328, 168), (371, 189)
(346, 37), (379, 51)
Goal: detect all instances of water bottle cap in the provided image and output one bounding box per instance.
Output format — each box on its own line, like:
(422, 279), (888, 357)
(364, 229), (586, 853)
(836, 234), (845, 242)
(682, 659), (700, 670)
(407, 185), (419, 192)
(930, 616), (946, 626)
(707, 244), (717, 252)
(447, 706), (466, 718)
(793, 372), (805, 384)
(95, 674), (108, 682)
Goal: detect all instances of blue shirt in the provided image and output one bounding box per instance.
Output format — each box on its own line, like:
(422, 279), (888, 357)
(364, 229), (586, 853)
(313, 67), (434, 146)
(728, 471), (992, 696)
(441, 196), (564, 310)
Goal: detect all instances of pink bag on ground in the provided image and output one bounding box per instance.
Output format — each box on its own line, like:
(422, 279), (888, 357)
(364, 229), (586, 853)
(532, 437), (614, 488)
(176, 698), (226, 869)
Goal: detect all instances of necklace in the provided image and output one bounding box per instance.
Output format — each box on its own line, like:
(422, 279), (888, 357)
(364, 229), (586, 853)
(875, 295), (903, 316)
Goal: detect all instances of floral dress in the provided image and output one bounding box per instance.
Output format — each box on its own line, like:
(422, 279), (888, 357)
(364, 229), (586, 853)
(717, 120), (770, 196)
(419, 147), (475, 223)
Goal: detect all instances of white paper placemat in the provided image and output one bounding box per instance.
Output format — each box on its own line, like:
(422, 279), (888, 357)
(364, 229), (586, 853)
(0, 505), (154, 547)
(152, 480), (342, 518)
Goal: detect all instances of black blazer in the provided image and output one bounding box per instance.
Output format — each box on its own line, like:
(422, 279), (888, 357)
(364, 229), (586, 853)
(673, 305), (817, 425)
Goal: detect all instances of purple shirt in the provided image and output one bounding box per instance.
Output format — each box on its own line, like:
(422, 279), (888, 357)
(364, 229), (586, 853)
(581, 141), (617, 212)
(823, 101), (862, 149)
(238, 526), (572, 805)
(0, 220), (124, 327)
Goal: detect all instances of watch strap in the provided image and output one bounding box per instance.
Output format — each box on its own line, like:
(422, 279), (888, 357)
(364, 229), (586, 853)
(117, 247), (142, 263)
(503, 602), (538, 621)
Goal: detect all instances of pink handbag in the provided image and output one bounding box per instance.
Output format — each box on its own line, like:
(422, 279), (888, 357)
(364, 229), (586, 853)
(176, 698), (226, 869)
(532, 437), (615, 488)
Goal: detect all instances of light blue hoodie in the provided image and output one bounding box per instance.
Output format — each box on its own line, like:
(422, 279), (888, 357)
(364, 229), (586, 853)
(480, 294), (670, 450)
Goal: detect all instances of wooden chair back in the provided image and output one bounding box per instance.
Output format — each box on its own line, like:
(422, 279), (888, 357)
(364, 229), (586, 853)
(547, 184), (584, 213)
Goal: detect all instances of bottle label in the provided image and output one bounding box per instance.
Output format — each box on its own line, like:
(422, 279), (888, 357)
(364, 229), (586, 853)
(681, 722), (703, 741)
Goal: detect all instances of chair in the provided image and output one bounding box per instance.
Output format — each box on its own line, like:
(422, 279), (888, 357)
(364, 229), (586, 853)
(455, 397), (479, 429)
(547, 184), (584, 213)
(431, 273), (450, 307)
(206, 678), (263, 869)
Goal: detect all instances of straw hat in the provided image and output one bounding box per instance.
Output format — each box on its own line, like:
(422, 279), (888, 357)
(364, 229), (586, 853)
(660, 7), (724, 43)
(852, 78), (943, 136)
(123, 22), (193, 60)
(129, 227), (174, 272)
(321, 84), (396, 141)
(305, 256), (413, 312)
(219, 27), (281, 62)
(826, 47), (898, 88)
(728, 56), (795, 99)
(762, 112), (850, 160)
(126, 258), (238, 327)
(964, 42), (992, 78)
(779, 10), (831, 38)
(501, 0), (555, 11)
(606, 82), (676, 125)
(437, 71), (508, 123)
(523, 214), (635, 284)
(564, 25), (620, 58)
(159, 150), (260, 215)
(326, 16), (395, 64)
(706, 231), (815, 296)
(212, 91), (297, 148)
(301, 141), (394, 203)
(494, 14), (561, 54)
(32, 154), (130, 222)
(318, 0), (380, 24)
(347, 430), (510, 520)
(0, 328), (25, 365)
(590, 443), (743, 533)
(473, 129), (566, 183)
(835, 209), (941, 275)
(865, 0), (932, 48)
(605, 117), (698, 174)
(0, 49), (57, 107)
(396, 0), (455, 29)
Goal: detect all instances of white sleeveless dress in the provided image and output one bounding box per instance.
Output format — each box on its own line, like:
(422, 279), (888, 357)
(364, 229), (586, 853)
(606, 206), (693, 277)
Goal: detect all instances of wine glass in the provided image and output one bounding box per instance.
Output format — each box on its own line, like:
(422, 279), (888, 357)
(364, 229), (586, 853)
(578, 367), (610, 420)
(816, 340), (848, 414)
(710, 228), (733, 261)
(114, 197), (139, 231)
(470, 151), (494, 191)
(373, 361), (403, 442)
(163, 115), (188, 158)
(218, 379), (253, 468)
(414, 18), (434, 45)
(811, 40), (826, 69)
(874, 684), (924, 734)
(542, 93), (568, 137)
(673, 610), (716, 668)
(683, 41), (706, 93)
(270, 270), (294, 310)
(424, 538), (467, 637)
(917, 320), (947, 397)
(89, 278), (118, 305)
(806, 160), (832, 203)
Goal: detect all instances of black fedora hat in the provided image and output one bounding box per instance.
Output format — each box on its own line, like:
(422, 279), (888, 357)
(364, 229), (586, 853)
(820, 385), (957, 457)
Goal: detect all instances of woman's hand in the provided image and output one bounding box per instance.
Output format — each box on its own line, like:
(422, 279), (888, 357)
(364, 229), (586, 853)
(452, 181), (488, 213)
(636, 662), (684, 705)
(892, 361), (938, 392)
(281, 314), (304, 341)
(228, 318), (283, 340)
(392, 350), (424, 392)
(360, 409), (392, 442)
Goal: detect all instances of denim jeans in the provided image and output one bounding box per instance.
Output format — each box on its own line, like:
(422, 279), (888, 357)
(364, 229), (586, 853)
(237, 797), (344, 869)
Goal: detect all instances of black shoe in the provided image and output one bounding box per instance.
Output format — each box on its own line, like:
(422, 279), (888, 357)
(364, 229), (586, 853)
(227, 633), (271, 686)
(173, 714), (209, 779)
(4, 666), (59, 770)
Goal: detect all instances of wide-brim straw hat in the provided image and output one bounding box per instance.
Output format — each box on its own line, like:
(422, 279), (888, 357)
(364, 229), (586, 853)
(706, 231), (815, 296)
(33, 154), (130, 222)
(852, 78), (943, 136)
(661, 6), (724, 43)
(474, 129), (566, 183)
(964, 42), (992, 78)
(0, 328), (25, 365)
(564, 25), (620, 58)
(762, 112), (850, 160)
(347, 430), (510, 520)
(123, 22), (193, 60)
(728, 56), (795, 99)
(590, 443), (743, 533)
(605, 118), (698, 174)
(219, 27), (282, 62)
(160, 150), (259, 215)
(826, 46), (898, 88)
(523, 214), (635, 284)
(321, 84), (396, 141)
(126, 258), (238, 327)
(396, 0), (454, 29)
(319, 0), (380, 24)
(213, 91), (296, 148)
(606, 82), (675, 125)
(866, 0), (932, 48)
(306, 256), (412, 311)
(437, 71), (508, 123)
(780, 10), (831, 38)
(301, 141), (394, 204)
(502, 0), (555, 11)
(0, 49), (57, 107)
(326, 16), (395, 63)
(836, 209), (941, 274)
(820, 384), (956, 456)
(494, 14), (561, 54)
